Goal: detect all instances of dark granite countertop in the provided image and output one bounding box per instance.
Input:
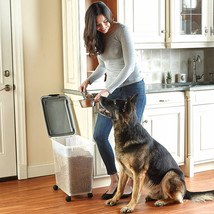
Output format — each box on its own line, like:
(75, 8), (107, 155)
(63, 82), (214, 95)
(145, 82), (214, 93)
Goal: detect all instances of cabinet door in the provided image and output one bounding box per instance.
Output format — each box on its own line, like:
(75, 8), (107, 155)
(95, 128), (116, 176)
(192, 104), (214, 163)
(118, 0), (165, 48)
(168, 0), (212, 48)
(62, 0), (87, 89)
(143, 106), (185, 165)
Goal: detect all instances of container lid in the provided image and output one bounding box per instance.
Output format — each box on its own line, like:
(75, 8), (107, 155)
(41, 94), (76, 137)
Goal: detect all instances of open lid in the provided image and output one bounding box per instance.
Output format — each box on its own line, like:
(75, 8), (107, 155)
(41, 94), (76, 137)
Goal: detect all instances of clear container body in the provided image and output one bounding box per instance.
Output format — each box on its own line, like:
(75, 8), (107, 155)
(51, 135), (94, 196)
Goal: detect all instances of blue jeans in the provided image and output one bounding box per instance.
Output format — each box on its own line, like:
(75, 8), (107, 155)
(93, 80), (146, 175)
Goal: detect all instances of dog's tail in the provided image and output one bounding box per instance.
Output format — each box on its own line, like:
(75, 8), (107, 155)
(184, 190), (214, 202)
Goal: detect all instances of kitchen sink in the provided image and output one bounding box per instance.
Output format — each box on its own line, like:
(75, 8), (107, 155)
(166, 81), (214, 87)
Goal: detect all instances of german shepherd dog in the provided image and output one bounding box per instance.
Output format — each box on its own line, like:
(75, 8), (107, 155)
(99, 94), (214, 213)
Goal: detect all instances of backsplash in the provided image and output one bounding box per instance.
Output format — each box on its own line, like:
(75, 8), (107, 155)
(136, 48), (214, 84)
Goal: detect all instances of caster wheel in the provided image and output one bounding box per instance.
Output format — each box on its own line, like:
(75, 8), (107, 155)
(53, 185), (58, 191)
(66, 196), (71, 202)
(88, 193), (93, 198)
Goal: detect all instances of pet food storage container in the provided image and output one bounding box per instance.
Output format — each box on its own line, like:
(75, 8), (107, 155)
(41, 94), (94, 202)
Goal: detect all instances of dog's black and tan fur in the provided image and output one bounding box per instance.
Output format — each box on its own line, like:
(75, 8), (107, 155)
(100, 94), (214, 213)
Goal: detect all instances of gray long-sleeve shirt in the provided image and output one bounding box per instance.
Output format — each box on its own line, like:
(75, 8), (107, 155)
(88, 23), (142, 93)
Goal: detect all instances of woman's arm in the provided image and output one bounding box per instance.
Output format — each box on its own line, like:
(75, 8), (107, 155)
(106, 25), (136, 93)
(89, 56), (110, 101)
(88, 55), (106, 84)
(79, 56), (106, 92)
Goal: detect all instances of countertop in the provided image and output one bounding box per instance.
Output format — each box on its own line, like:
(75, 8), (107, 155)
(145, 82), (214, 93)
(64, 82), (214, 96)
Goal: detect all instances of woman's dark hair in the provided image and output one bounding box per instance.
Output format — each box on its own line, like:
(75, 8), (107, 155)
(84, 1), (114, 55)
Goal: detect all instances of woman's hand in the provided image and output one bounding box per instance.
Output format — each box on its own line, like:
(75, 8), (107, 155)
(78, 79), (90, 93)
(94, 89), (110, 102)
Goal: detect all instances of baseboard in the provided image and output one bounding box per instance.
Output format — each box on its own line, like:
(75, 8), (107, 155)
(93, 176), (110, 189)
(28, 163), (55, 178)
(18, 164), (28, 180)
(194, 161), (214, 173)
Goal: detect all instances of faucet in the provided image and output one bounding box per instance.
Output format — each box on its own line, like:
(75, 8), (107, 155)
(192, 55), (204, 82)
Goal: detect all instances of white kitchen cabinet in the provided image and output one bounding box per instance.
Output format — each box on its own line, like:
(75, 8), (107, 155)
(167, 0), (214, 48)
(118, 0), (214, 48)
(186, 90), (214, 175)
(117, 0), (166, 49)
(62, 0), (87, 90)
(193, 104), (214, 163)
(143, 92), (185, 165)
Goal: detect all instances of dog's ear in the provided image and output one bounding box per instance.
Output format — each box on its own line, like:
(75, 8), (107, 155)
(131, 94), (138, 105)
(124, 97), (132, 113)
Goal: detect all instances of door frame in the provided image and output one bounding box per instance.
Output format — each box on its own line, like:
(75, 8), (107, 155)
(11, 0), (27, 179)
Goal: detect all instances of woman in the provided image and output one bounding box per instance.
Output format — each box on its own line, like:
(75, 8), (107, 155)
(79, 1), (146, 199)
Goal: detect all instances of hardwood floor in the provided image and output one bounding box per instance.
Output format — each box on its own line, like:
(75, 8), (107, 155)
(1, 170), (214, 214)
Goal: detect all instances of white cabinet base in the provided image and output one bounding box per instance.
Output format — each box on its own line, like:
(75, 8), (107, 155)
(186, 90), (214, 177)
(143, 92), (185, 165)
(184, 157), (195, 177)
(194, 162), (214, 174)
(93, 176), (110, 189)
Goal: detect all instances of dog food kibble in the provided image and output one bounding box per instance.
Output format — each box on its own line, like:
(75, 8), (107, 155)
(54, 148), (93, 195)
(85, 94), (94, 99)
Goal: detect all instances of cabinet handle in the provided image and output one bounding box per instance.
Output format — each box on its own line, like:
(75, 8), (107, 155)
(210, 26), (214, 36)
(161, 30), (166, 33)
(159, 99), (170, 103)
(205, 26), (208, 34)
(143, 120), (148, 123)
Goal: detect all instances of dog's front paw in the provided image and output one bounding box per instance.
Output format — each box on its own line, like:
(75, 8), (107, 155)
(154, 200), (165, 207)
(105, 199), (117, 206)
(120, 206), (134, 213)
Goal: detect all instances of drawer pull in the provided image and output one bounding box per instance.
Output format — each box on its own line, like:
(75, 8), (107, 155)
(159, 99), (170, 102)
(143, 120), (148, 123)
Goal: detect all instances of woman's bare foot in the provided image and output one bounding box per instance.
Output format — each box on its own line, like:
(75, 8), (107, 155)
(102, 173), (119, 199)
(123, 178), (133, 195)
(105, 173), (118, 194)
(106, 175), (133, 194)
(102, 174), (133, 199)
